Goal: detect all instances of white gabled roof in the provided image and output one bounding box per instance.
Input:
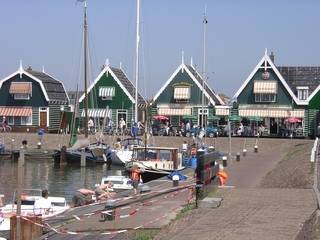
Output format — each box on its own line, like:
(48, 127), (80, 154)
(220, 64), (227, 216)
(78, 65), (135, 103)
(152, 63), (223, 106)
(0, 65), (50, 102)
(233, 50), (307, 106)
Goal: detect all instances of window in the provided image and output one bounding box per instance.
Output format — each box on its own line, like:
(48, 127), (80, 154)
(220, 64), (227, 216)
(255, 93), (276, 102)
(99, 87), (115, 100)
(21, 116), (32, 125)
(14, 93), (30, 100)
(297, 87), (309, 100)
(174, 87), (190, 100)
(7, 116), (14, 125)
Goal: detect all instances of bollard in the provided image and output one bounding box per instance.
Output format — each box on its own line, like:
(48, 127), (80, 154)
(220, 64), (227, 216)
(172, 174), (179, 187)
(254, 145), (258, 153)
(222, 156), (227, 167)
(37, 142), (42, 149)
(242, 148), (247, 156)
(80, 150), (86, 167)
(102, 199), (116, 221)
(236, 152), (240, 162)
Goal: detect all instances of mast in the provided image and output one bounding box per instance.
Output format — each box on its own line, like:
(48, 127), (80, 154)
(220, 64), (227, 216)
(202, 6), (208, 129)
(83, 0), (89, 138)
(134, 0), (140, 123)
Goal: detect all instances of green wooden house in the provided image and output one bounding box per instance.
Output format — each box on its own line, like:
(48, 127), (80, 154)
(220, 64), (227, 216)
(233, 50), (320, 137)
(78, 63), (146, 129)
(151, 58), (226, 127)
(0, 63), (69, 132)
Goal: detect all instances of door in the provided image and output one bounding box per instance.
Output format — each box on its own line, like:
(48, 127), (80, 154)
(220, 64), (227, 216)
(40, 112), (47, 128)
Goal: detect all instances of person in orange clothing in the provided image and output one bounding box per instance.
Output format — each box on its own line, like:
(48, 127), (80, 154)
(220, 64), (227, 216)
(217, 164), (228, 186)
(131, 165), (143, 195)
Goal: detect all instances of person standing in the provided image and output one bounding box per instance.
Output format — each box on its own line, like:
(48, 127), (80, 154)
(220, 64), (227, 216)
(131, 165), (142, 195)
(119, 118), (126, 135)
(34, 189), (52, 215)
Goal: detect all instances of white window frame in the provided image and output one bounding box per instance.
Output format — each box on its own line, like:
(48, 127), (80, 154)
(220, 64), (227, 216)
(14, 93), (30, 100)
(255, 93), (276, 103)
(297, 86), (309, 101)
(21, 116), (32, 125)
(116, 109), (128, 128)
(39, 107), (49, 127)
(102, 96), (113, 101)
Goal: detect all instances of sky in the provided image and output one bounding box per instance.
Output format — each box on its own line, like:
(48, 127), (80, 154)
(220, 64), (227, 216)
(1, 0), (320, 99)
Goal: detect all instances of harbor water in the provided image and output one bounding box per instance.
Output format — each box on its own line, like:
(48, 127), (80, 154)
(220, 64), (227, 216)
(0, 158), (124, 204)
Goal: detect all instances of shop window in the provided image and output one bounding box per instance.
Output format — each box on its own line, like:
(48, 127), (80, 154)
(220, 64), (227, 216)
(21, 116), (32, 125)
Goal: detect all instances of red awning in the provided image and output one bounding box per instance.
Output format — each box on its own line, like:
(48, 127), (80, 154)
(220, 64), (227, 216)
(0, 107), (32, 117)
(9, 82), (32, 94)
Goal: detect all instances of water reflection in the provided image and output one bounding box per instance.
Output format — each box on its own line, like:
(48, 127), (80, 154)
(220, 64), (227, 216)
(0, 159), (124, 204)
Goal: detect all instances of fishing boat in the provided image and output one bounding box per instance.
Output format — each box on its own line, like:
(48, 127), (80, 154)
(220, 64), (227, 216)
(52, 141), (113, 164)
(0, 189), (69, 232)
(111, 137), (144, 166)
(52, 1), (114, 165)
(125, 146), (185, 183)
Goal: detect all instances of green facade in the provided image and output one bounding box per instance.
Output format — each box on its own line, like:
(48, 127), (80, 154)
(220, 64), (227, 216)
(79, 69), (136, 127)
(0, 73), (68, 132)
(0, 74), (48, 107)
(237, 68), (296, 107)
(154, 69), (208, 106)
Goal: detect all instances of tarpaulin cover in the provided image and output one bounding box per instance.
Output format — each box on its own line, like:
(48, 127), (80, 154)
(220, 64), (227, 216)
(167, 171), (187, 181)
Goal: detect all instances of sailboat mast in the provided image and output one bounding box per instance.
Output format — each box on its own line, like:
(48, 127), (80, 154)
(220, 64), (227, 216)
(84, 1), (89, 138)
(134, 0), (140, 123)
(202, 6), (207, 129)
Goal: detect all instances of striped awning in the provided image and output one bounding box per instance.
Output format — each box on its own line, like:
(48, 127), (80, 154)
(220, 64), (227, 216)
(81, 108), (112, 118)
(253, 81), (277, 94)
(174, 87), (190, 99)
(0, 107), (32, 117)
(215, 108), (230, 116)
(99, 87), (115, 97)
(9, 82), (32, 94)
(158, 108), (191, 116)
(239, 109), (304, 118)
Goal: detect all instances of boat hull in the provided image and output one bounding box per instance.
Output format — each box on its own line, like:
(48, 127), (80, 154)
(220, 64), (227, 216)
(53, 149), (113, 165)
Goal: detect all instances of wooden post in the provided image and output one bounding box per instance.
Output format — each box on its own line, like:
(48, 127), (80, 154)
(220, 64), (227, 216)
(11, 139), (15, 160)
(16, 147), (25, 240)
(80, 149), (86, 167)
(60, 146), (67, 165)
(172, 149), (178, 170)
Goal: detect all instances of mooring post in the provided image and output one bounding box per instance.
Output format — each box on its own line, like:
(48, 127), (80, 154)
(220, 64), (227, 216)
(16, 146), (25, 240)
(80, 149), (86, 167)
(236, 152), (240, 162)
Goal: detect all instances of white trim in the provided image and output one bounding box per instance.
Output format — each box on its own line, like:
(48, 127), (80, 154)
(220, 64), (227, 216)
(116, 109), (128, 129)
(39, 107), (49, 127)
(308, 85), (320, 101)
(233, 52), (307, 106)
(296, 86), (309, 90)
(78, 66), (135, 103)
(0, 69), (50, 101)
(152, 64), (224, 106)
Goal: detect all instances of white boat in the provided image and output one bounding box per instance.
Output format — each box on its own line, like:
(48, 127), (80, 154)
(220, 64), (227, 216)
(0, 189), (70, 231)
(111, 138), (144, 165)
(98, 175), (143, 192)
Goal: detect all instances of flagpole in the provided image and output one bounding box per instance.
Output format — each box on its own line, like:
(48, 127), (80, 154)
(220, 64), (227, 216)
(135, 0), (140, 123)
(202, 6), (207, 131)
(83, 0), (89, 138)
